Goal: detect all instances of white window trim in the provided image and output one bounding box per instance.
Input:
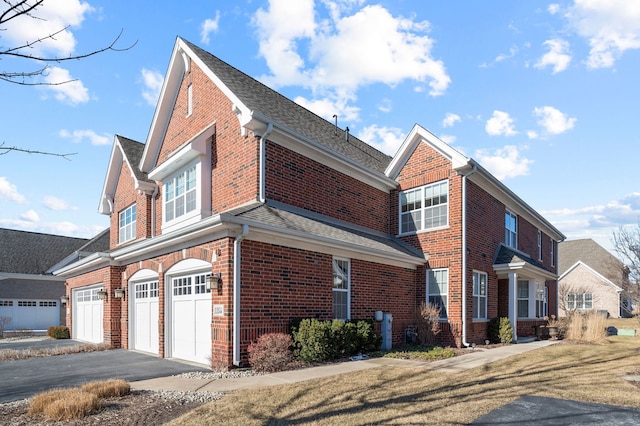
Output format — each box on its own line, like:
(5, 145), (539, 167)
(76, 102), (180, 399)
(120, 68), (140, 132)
(505, 210), (517, 249)
(472, 270), (488, 321)
(399, 180), (449, 235)
(332, 257), (350, 320)
(161, 160), (203, 233)
(118, 204), (136, 244)
(537, 230), (542, 261)
(550, 240), (555, 267)
(186, 84), (193, 117)
(427, 268), (449, 320)
(535, 282), (548, 318)
(517, 280), (530, 318)
(567, 293), (593, 310)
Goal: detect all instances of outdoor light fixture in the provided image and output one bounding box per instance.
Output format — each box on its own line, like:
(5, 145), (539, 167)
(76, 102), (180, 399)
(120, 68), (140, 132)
(97, 289), (108, 300)
(60, 295), (69, 306)
(114, 288), (125, 299)
(206, 273), (222, 291)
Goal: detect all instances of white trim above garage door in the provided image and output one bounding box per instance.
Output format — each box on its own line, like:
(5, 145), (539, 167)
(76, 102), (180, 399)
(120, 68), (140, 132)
(165, 259), (212, 366)
(73, 286), (103, 344)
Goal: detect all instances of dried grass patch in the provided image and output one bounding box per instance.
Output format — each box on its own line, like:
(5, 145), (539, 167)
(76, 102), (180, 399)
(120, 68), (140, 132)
(0, 342), (110, 361)
(29, 388), (100, 420)
(81, 379), (131, 398)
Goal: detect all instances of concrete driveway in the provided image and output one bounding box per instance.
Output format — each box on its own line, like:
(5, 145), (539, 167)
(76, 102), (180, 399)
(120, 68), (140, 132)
(0, 339), (208, 403)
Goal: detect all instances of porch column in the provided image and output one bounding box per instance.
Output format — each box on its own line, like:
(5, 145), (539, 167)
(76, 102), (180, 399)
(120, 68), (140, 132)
(508, 271), (518, 342)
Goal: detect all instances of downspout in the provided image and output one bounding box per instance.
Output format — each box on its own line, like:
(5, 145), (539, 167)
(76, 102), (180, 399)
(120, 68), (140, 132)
(258, 123), (273, 203)
(233, 224), (249, 366)
(460, 164), (477, 347)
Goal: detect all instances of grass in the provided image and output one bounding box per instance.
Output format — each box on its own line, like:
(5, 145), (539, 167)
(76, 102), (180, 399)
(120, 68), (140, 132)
(0, 342), (110, 361)
(168, 318), (640, 425)
(374, 345), (456, 361)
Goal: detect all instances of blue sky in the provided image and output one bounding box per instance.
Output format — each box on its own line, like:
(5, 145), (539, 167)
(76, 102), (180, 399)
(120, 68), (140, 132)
(0, 0), (638, 255)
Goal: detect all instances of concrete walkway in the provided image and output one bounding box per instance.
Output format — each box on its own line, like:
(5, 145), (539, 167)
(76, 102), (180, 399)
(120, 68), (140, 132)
(131, 340), (558, 393)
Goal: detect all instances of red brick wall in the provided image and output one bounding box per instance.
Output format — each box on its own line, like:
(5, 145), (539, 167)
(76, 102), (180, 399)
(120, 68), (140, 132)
(265, 142), (390, 233)
(109, 162), (152, 249)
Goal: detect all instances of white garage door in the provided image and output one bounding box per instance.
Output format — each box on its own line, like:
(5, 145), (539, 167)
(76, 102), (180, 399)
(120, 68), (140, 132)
(0, 299), (60, 330)
(73, 287), (103, 343)
(132, 280), (159, 354)
(170, 272), (212, 365)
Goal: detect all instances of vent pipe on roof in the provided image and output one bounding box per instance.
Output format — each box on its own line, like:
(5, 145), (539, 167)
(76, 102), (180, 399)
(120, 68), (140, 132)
(345, 126), (350, 142)
(333, 114), (338, 136)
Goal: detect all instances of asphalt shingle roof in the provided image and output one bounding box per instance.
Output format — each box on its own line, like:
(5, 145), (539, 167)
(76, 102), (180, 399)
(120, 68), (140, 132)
(0, 228), (89, 275)
(230, 203), (424, 261)
(494, 244), (548, 272)
(118, 135), (151, 184)
(558, 239), (624, 282)
(183, 40), (392, 174)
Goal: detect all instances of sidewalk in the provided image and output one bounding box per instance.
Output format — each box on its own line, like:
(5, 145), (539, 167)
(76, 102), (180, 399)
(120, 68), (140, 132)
(131, 340), (558, 393)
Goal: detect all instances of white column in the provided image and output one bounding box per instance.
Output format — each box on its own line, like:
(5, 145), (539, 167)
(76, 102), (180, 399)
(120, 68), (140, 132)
(508, 271), (518, 343)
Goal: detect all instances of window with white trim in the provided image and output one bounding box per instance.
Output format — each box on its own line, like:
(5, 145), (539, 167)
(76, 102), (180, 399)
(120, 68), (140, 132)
(118, 204), (136, 244)
(567, 293), (593, 310)
(517, 280), (529, 318)
(550, 240), (555, 267)
(172, 273), (211, 297)
(505, 211), (517, 248)
(427, 268), (448, 319)
(537, 230), (542, 261)
(186, 84), (193, 117)
(164, 164), (198, 223)
(399, 180), (448, 234)
(536, 282), (548, 317)
(472, 271), (487, 320)
(332, 258), (350, 320)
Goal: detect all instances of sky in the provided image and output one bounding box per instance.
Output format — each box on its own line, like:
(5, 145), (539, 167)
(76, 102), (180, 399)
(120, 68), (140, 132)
(0, 0), (639, 257)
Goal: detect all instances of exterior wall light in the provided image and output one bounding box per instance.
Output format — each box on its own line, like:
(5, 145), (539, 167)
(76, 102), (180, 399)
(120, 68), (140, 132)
(60, 295), (70, 306)
(97, 289), (108, 300)
(206, 273), (222, 291)
(114, 288), (126, 299)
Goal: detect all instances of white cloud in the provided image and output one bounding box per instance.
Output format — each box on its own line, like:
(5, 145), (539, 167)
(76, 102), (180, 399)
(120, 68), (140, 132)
(0, 219), (105, 238)
(535, 39), (572, 73)
(544, 192), (640, 228)
(566, 0), (640, 69)
(527, 130), (539, 139)
(533, 106), (576, 135)
(141, 68), (164, 106)
(253, 1), (450, 118)
(442, 112), (461, 128)
(20, 210), (40, 222)
(0, 177), (27, 204)
(2, 0), (93, 58)
(495, 46), (518, 63)
(42, 67), (90, 105)
(485, 110), (518, 136)
(356, 124), (405, 156)
(439, 134), (457, 145)
(474, 145), (532, 180)
(377, 98), (392, 113)
(59, 129), (111, 146)
(294, 95), (360, 123)
(43, 195), (79, 211)
(548, 4), (561, 15)
(200, 11), (221, 44)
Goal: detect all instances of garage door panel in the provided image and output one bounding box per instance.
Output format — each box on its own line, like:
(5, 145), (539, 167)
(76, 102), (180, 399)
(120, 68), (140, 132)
(74, 288), (103, 344)
(132, 280), (159, 354)
(0, 300), (60, 331)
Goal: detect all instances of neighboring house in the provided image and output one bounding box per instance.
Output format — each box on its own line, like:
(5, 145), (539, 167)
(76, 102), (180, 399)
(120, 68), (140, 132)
(0, 228), (108, 331)
(558, 239), (627, 318)
(54, 38), (564, 367)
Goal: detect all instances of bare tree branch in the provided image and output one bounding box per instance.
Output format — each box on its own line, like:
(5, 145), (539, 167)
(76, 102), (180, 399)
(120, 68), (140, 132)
(612, 224), (640, 316)
(0, 142), (77, 160)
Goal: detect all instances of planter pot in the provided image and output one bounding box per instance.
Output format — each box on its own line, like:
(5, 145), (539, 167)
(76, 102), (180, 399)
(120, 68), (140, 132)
(547, 326), (559, 340)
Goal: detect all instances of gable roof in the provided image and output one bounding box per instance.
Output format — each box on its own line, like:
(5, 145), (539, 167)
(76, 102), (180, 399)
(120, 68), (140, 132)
(558, 239), (624, 283)
(99, 135), (155, 214)
(493, 243), (558, 280)
(559, 260), (623, 292)
(0, 228), (89, 275)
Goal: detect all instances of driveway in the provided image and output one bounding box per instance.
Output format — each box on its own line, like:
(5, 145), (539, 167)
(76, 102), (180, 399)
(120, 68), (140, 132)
(0, 339), (208, 403)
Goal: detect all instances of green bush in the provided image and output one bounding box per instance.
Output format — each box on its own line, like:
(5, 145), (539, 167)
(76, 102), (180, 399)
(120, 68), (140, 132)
(47, 326), (70, 339)
(498, 317), (513, 344)
(292, 319), (381, 363)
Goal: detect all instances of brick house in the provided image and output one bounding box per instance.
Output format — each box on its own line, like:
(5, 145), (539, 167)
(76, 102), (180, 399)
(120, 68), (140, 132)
(55, 38), (564, 367)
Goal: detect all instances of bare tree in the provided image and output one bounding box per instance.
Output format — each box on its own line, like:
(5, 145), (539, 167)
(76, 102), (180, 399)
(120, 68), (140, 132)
(612, 224), (640, 316)
(0, 1), (134, 158)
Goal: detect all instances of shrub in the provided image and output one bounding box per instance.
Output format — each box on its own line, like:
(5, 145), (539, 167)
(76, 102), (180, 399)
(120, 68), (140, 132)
(418, 302), (442, 345)
(488, 317), (514, 344)
(488, 318), (500, 343)
(81, 379), (130, 398)
(292, 319), (381, 363)
(248, 333), (295, 373)
(47, 326), (70, 339)
(29, 388), (100, 420)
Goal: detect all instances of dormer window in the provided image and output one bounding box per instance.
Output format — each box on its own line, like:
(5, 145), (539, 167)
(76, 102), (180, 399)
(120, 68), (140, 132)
(119, 204), (136, 244)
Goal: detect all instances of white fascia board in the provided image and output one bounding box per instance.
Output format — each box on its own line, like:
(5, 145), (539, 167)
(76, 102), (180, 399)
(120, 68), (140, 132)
(493, 261), (558, 281)
(222, 214), (425, 269)
(53, 252), (112, 278)
(98, 138), (124, 215)
(245, 111), (397, 192)
(559, 261), (624, 292)
(0, 272), (65, 282)
(386, 124), (469, 179)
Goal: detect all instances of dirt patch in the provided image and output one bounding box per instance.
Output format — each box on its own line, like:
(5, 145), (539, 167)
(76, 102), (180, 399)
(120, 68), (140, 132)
(0, 391), (206, 425)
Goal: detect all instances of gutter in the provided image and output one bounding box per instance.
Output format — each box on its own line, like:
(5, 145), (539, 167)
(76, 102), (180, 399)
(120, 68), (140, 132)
(233, 224), (249, 366)
(460, 164), (477, 347)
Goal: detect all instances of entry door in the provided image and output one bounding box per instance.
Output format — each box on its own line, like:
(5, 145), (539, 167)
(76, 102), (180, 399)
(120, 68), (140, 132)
(170, 273), (212, 365)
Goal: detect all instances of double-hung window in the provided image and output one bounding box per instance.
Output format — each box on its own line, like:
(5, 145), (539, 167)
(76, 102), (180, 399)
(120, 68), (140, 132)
(536, 282), (547, 317)
(567, 293), (593, 310)
(118, 204), (136, 244)
(399, 180), (448, 234)
(332, 258), (350, 320)
(427, 268), (448, 319)
(517, 280), (529, 318)
(164, 164), (197, 223)
(472, 271), (488, 320)
(505, 211), (517, 248)
(537, 230), (542, 261)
